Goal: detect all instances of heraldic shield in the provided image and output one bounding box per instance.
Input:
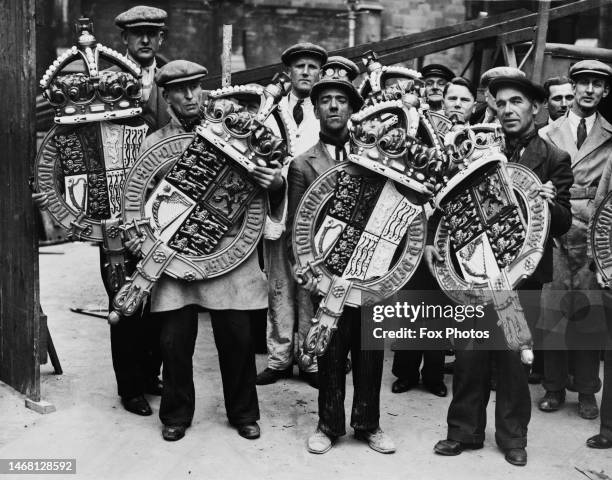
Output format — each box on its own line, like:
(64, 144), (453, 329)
(591, 190), (612, 288)
(34, 18), (148, 243)
(431, 124), (551, 352)
(110, 75), (295, 322)
(294, 98), (446, 365)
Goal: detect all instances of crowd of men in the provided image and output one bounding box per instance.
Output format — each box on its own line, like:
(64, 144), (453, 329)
(35, 4), (612, 468)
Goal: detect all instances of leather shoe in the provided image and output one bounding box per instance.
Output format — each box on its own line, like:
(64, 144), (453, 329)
(355, 427), (396, 454)
(586, 434), (612, 449)
(298, 370), (319, 389)
(307, 429), (334, 454)
(538, 390), (565, 412)
(145, 377), (163, 396)
(236, 422), (260, 440)
(391, 378), (416, 394)
(121, 395), (152, 416)
(434, 439), (483, 456)
(504, 448), (527, 466)
(424, 382), (447, 397)
(162, 425), (186, 441)
(255, 367), (292, 385)
(578, 393), (599, 419)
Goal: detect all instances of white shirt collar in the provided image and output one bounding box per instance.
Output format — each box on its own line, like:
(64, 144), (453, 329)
(567, 109), (597, 142)
(288, 91), (312, 110)
(323, 141), (349, 162)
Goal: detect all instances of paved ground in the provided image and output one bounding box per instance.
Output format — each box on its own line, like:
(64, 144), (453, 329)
(0, 242), (610, 480)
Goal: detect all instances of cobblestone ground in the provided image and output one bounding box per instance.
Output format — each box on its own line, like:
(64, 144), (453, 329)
(0, 242), (609, 480)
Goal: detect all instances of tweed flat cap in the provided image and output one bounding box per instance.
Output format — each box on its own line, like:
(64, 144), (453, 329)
(115, 6), (167, 29)
(569, 60), (612, 80)
(310, 56), (363, 111)
(489, 76), (546, 103)
(155, 60), (208, 88)
(480, 66), (525, 89)
(421, 64), (455, 82)
(281, 42), (328, 67)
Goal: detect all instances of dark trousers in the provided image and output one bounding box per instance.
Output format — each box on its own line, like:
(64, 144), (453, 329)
(100, 247), (162, 399)
(318, 307), (384, 437)
(391, 349), (445, 386)
(602, 350), (612, 440)
(158, 306), (259, 427)
(448, 349), (531, 449)
(542, 349), (602, 394)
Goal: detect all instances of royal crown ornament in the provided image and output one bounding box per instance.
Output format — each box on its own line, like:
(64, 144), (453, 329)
(111, 74), (294, 320)
(40, 18), (143, 124)
(348, 99), (448, 195)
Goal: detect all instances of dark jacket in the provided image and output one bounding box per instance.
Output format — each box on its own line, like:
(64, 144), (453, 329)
(512, 134), (573, 283)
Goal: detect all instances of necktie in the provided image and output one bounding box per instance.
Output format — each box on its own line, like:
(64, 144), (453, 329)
(577, 118), (587, 149)
(334, 145), (346, 162)
(293, 98), (304, 127)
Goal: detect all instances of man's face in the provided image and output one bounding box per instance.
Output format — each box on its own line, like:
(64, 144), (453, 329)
(573, 74), (609, 114)
(495, 86), (538, 137)
(547, 82), (574, 120)
(424, 75), (448, 103)
(314, 87), (352, 133)
(122, 27), (163, 65)
(443, 84), (475, 123)
(163, 81), (202, 118)
(289, 55), (322, 96)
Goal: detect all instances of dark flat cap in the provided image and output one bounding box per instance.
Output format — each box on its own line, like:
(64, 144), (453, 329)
(421, 63), (455, 81)
(155, 60), (208, 88)
(281, 42), (327, 67)
(115, 6), (167, 29)
(489, 76), (546, 103)
(310, 56), (363, 111)
(569, 60), (612, 80)
(480, 66), (525, 89)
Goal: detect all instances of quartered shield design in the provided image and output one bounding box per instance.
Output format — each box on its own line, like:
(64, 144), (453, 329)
(35, 120), (148, 241)
(112, 76), (294, 319)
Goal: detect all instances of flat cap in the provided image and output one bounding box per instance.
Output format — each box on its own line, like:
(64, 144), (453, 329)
(480, 66), (525, 89)
(421, 64), (455, 81)
(115, 5), (167, 29)
(155, 60), (208, 88)
(310, 56), (363, 111)
(569, 60), (612, 80)
(281, 42), (327, 67)
(489, 76), (546, 103)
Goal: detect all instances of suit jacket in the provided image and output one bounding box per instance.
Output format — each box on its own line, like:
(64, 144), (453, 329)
(539, 112), (612, 224)
(517, 134), (573, 284)
(286, 140), (337, 262)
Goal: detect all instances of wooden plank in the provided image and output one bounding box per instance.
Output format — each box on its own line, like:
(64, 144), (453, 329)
(221, 24), (232, 87)
(201, 8), (533, 89)
(533, 0), (552, 83)
(498, 27), (535, 45)
(0, 0), (40, 401)
(0, 0), (40, 400)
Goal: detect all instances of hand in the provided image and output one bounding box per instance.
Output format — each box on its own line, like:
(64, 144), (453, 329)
(596, 271), (609, 289)
(520, 348), (534, 365)
(293, 264), (318, 293)
(32, 191), (50, 209)
(125, 235), (145, 256)
(252, 160), (283, 191)
(538, 180), (556, 205)
(424, 245), (443, 276)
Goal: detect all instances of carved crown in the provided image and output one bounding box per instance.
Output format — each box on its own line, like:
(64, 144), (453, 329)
(40, 18), (143, 124)
(358, 51), (422, 107)
(198, 73), (295, 170)
(348, 99), (447, 194)
(433, 123), (508, 207)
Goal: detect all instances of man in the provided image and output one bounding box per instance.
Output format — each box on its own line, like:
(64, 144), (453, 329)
(471, 67), (526, 124)
(443, 76), (477, 125)
(539, 60), (612, 420)
(543, 76), (574, 123)
(132, 60), (284, 442)
(287, 57), (394, 455)
(256, 43), (327, 389)
(421, 63), (455, 114)
(115, 5), (170, 131)
(390, 76), (478, 398)
(432, 76), (573, 466)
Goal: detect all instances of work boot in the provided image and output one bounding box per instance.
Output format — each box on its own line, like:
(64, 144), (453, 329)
(307, 429), (334, 454)
(578, 393), (599, 419)
(255, 366), (292, 385)
(354, 427), (396, 454)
